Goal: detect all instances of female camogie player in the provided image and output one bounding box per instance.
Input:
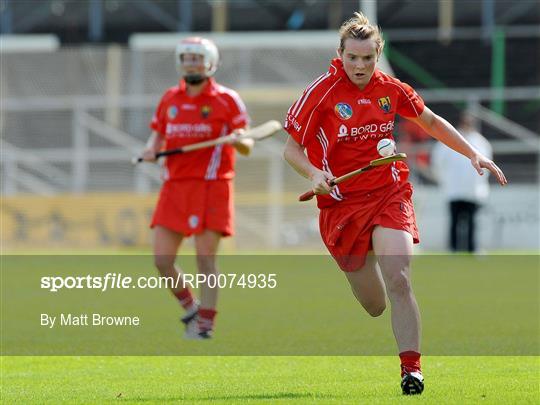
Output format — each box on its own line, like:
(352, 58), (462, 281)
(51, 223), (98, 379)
(141, 37), (252, 339)
(283, 12), (507, 394)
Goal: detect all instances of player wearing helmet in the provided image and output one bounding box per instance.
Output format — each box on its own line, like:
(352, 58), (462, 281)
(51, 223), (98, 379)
(140, 37), (252, 339)
(175, 37), (219, 83)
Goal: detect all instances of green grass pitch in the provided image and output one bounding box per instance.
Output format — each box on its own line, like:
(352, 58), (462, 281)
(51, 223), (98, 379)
(1, 253), (539, 402)
(2, 356), (539, 403)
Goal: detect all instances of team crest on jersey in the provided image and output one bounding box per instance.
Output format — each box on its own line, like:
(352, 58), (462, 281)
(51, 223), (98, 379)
(201, 105), (212, 118)
(377, 97), (392, 113)
(334, 102), (353, 120)
(167, 105), (178, 119)
(188, 215), (199, 229)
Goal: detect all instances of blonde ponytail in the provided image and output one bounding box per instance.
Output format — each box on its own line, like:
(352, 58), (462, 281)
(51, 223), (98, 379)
(339, 12), (385, 56)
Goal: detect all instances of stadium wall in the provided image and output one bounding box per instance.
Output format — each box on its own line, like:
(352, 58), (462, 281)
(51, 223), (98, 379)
(1, 186), (538, 251)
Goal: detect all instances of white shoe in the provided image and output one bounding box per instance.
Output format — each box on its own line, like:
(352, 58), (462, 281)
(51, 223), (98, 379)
(184, 320), (212, 340)
(180, 308), (198, 326)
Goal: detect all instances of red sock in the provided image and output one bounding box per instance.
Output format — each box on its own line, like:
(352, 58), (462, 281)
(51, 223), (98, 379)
(173, 288), (196, 310)
(399, 351), (421, 376)
(198, 308), (217, 332)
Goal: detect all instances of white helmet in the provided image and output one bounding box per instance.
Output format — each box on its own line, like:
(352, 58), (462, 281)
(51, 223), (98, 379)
(175, 37), (219, 77)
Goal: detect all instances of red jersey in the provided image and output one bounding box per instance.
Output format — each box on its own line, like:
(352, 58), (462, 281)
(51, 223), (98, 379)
(284, 59), (425, 208)
(150, 78), (249, 180)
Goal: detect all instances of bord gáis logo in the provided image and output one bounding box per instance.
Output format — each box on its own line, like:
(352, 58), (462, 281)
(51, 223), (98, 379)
(337, 124), (349, 138)
(334, 102), (353, 120)
(337, 121), (395, 140)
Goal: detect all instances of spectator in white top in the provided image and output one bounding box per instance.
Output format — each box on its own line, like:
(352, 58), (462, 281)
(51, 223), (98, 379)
(432, 111), (493, 252)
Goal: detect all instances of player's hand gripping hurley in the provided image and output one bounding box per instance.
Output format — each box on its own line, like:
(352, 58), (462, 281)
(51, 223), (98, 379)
(298, 153), (408, 202)
(132, 120), (282, 164)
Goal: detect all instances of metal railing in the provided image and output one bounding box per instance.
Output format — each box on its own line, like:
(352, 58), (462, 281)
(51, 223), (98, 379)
(2, 86), (539, 195)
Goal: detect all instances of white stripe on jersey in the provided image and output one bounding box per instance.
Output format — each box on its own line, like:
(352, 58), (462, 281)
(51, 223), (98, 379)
(291, 72), (330, 118)
(317, 127), (343, 201)
(289, 72), (328, 116)
(300, 78), (341, 145)
(217, 85), (247, 113)
(317, 128), (343, 201)
(206, 144), (223, 180)
(329, 64), (337, 75)
(205, 125), (227, 180)
(286, 99), (300, 117)
(391, 162), (399, 182)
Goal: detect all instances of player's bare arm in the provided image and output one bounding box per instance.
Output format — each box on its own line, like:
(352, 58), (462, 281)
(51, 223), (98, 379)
(283, 136), (334, 194)
(408, 107), (507, 185)
(141, 131), (165, 162)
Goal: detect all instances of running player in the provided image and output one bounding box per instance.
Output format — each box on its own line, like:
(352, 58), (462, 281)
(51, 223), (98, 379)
(140, 37), (252, 339)
(283, 12), (507, 394)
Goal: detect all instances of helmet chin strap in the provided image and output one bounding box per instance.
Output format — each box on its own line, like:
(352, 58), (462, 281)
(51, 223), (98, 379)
(184, 73), (206, 85)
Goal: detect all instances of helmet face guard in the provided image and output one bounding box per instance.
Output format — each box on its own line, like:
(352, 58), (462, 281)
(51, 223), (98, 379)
(175, 37), (219, 80)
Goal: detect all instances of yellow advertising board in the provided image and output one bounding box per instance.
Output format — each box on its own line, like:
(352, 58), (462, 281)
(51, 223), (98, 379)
(1, 193), (158, 249)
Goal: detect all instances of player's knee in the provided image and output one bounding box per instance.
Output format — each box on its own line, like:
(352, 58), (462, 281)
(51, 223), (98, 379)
(196, 254), (217, 274)
(154, 255), (175, 273)
(385, 271), (412, 297)
(379, 255), (411, 272)
(363, 301), (386, 317)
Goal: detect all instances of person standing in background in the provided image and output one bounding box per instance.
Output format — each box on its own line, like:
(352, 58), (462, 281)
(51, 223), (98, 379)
(432, 111), (493, 252)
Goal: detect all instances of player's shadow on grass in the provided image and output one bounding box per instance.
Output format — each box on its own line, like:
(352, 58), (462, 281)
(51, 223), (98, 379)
(131, 392), (334, 402)
(202, 393), (333, 401)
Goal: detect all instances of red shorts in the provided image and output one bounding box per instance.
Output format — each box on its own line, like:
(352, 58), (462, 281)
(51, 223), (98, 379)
(151, 179), (234, 237)
(319, 182), (419, 272)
